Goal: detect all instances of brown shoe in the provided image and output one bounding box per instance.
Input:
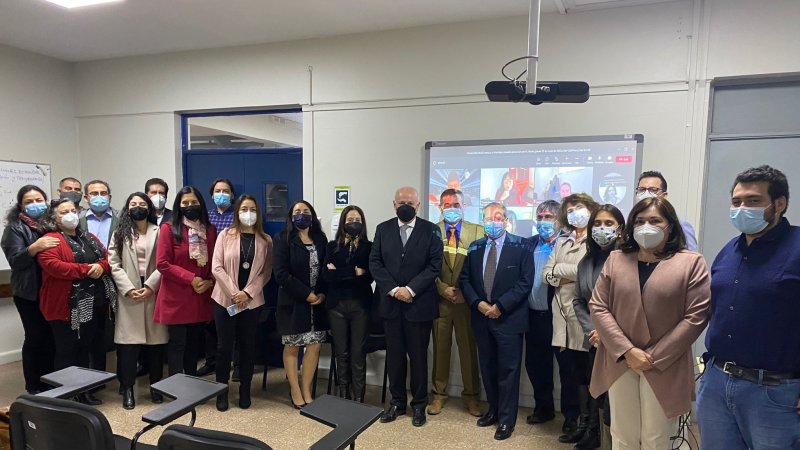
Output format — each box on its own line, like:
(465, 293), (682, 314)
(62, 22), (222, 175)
(427, 399), (443, 415)
(466, 401), (482, 417)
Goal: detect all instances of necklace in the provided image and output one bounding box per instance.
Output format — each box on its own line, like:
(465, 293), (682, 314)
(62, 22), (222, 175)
(240, 235), (254, 269)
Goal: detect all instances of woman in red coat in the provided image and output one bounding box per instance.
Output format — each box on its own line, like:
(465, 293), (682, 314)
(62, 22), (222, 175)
(38, 197), (115, 404)
(154, 186), (217, 376)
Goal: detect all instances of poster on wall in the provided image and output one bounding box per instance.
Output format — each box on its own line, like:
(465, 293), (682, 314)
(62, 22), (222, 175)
(334, 185), (350, 211)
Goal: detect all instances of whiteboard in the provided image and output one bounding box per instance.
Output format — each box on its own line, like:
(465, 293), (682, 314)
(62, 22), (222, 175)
(0, 160), (52, 272)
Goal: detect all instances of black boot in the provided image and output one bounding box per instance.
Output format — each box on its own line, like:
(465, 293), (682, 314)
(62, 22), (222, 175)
(239, 383), (251, 409)
(337, 384), (351, 400)
(560, 386), (590, 444)
(216, 393), (229, 411)
(575, 396), (601, 450)
(122, 387), (135, 410)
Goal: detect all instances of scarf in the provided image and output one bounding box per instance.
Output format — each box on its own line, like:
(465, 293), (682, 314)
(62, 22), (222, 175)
(183, 217), (208, 267)
(18, 212), (44, 235)
(63, 229), (118, 331)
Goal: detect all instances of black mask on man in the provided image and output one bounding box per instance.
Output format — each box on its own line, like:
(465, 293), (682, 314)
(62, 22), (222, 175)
(396, 204), (416, 223)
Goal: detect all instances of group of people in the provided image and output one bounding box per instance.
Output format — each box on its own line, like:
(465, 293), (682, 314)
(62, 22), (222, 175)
(2, 164), (798, 449)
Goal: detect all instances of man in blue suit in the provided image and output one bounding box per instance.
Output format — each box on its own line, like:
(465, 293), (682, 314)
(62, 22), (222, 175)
(460, 202), (534, 441)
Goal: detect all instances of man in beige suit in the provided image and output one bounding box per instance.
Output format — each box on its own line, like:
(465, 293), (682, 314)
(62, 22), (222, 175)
(429, 188), (482, 417)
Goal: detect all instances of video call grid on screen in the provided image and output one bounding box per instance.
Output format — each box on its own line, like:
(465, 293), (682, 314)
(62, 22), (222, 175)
(425, 134), (644, 237)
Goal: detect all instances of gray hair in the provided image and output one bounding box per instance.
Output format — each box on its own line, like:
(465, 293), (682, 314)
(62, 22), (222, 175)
(482, 202), (507, 218)
(536, 200), (560, 215)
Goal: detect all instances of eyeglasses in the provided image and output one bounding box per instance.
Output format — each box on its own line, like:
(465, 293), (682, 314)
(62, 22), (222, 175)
(634, 187), (663, 195)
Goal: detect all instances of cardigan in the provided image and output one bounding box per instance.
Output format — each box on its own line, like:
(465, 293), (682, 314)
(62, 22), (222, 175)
(572, 251), (610, 349)
(211, 228), (273, 310)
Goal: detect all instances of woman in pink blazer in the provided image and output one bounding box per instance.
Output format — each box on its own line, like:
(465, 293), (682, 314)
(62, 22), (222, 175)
(154, 186), (217, 376)
(211, 194), (273, 411)
(589, 197), (710, 450)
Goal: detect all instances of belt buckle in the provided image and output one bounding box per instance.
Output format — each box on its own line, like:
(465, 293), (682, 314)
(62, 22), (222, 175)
(722, 361), (737, 375)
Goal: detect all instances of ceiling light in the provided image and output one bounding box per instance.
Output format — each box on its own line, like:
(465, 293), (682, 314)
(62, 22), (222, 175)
(44, 0), (123, 9)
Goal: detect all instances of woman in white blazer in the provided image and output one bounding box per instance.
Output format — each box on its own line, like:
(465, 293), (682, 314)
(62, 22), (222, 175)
(211, 194), (273, 411)
(108, 192), (168, 410)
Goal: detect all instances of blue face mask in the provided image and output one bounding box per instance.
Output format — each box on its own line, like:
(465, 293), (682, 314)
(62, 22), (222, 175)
(536, 221), (556, 240)
(24, 202), (47, 219)
(484, 221), (506, 240)
(89, 195), (110, 213)
(442, 208), (463, 224)
(213, 192), (231, 208)
(730, 204), (772, 235)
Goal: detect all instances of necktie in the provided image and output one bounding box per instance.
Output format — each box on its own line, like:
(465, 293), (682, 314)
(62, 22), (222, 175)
(484, 239), (497, 301)
(400, 224), (410, 247)
(447, 228), (457, 266)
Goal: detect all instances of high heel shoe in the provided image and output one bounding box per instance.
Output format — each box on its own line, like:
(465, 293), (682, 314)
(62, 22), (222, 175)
(288, 387), (306, 409)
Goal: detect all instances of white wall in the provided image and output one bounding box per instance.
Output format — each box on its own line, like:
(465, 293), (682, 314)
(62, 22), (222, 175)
(0, 44), (77, 364)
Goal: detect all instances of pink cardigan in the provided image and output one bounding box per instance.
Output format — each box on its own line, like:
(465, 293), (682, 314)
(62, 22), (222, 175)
(211, 228), (273, 310)
(589, 250), (710, 418)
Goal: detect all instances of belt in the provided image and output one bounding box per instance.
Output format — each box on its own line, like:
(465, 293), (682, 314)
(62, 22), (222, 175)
(714, 360), (800, 386)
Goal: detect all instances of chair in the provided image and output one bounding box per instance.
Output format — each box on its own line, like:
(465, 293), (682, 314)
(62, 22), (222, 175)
(259, 307), (284, 391)
(157, 424), (272, 450)
(364, 290), (388, 404)
(9, 394), (155, 450)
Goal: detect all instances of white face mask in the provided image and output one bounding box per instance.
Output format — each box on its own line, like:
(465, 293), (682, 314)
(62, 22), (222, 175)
(150, 194), (166, 210)
(239, 211), (258, 227)
(60, 212), (80, 230)
(633, 224), (665, 249)
(635, 190), (658, 203)
(567, 207), (591, 229)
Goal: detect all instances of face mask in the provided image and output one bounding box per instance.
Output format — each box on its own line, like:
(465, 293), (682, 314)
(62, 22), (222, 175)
(213, 193), (231, 208)
(636, 190), (658, 203)
(567, 207), (590, 228)
(344, 222), (363, 237)
(484, 221), (506, 240)
(633, 224), (666, 249)
(730, 205), (772, 235)
(89, 195), (110, 213)
(150, 194), (166, 210)
(396, 204), (416, 223)
(591, 226), (618, 247)
(536, 220), (556, 240)
(181, 205), (203, 221)
(129, 206), (149, 221)
(239, 211), (258, 227)
(24, 202), (47, 219)
(60, 191), (82, 205)
(60, 212), (79, 230)
(441, 207), (463, 225)
(293, 213), (312, 230)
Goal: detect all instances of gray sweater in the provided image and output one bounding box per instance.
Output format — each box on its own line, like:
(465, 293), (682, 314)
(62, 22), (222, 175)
(572, 252), (610, 349)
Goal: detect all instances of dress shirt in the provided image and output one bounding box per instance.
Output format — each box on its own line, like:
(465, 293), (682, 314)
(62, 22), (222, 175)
(85, 209), (113, 248)
(482, 232), (506, 276)
(680, 219), (698, 252)
(445, 221), (462, 244)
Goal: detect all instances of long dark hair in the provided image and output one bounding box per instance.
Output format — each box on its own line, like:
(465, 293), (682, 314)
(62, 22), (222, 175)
(4, 184), (48, 225)
(114, 192), (157, 252)
(585, 204), (625, 259)
(282, 200), (326, 242)
(335, 205), (368, 250)
(228, 194), (269, 240)
(171, 186), (211, 242)
(619, 197), (686, 258)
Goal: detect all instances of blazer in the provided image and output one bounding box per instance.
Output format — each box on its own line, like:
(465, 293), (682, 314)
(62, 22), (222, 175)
(589, 250), (711, 418)
(434, 220), (483, 297)
(211, 228), (273, 310)
(544, 233), (588, 351)
(523, 234), (557, 311)
(369, 217), (443, 322)
(1, 219), (43, 301)
(154, 222), (217, 325)
(322, 239), (373, 310)
(108, 223), (168, 345)
(572, 252), (610, 349)
(459, 233), (534, 334)
(38, 231), (111, 322)
(273, 231), (328, 336)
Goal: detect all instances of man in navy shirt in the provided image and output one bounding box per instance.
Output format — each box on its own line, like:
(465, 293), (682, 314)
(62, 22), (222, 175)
(697, 165), (800, 450)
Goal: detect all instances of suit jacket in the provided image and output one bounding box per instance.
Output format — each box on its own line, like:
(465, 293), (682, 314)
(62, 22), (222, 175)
(369, 217), (443, 322)
(108, 223), (168, 345)
(160, 208), (173, 224)
(211, 228), (273, 310)
(273, 231), (328, 335)
(589, 250), (710, 418)
(459, 233), (534, 334)
(435, 220), (483, 298)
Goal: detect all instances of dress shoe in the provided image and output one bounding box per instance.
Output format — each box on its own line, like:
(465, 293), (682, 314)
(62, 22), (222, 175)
(239, 384), (251, 409)
(379, 405), (406, 423)
(216, 394), (229, 412)
(526, 409), (556, 424)
(78, 392), (102, 406)
(466, 401), (482, 417)
(574, 428), (601, 450)
(231, 366), (240, 383)
(150, 390), (163, 404)
(122, 388), (135, 410)
(494, 424), (514, 441)
(411, 408), (426, 427)
(477, 412), (498, 427)
(427, 399), (443, 415)
(196, 363), (215, 377)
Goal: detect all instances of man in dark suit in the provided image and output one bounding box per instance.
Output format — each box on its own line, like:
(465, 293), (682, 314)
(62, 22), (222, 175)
(369, 186), (443, 427)
(460, 202), (534, 440)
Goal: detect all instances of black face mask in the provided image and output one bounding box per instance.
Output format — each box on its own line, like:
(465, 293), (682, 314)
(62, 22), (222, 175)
(181, 205), (203, 221)
(343, 222), (363, 237)
(129, 206), (149, 221)
(61, 191), (82, 205)
(396, 204), (416, 223)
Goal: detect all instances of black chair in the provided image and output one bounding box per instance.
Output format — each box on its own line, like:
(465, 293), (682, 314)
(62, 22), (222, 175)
(259, 307), (284, 391)
(9, 394), (155, 450)
(157, 424), (272, 450)
(364, 291), (388, 404)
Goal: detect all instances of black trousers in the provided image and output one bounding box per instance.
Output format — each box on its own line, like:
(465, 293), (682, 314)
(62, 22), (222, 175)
(117, 344), (164, 389)
(474, 320), (524, 428)
(384, 316), (432, 410)
(14, 297), (55, 393)
(49, 304), (105, 371)
(524, 309), (555, 413)
(554, 348), (584, 421)
(213, 303), (258, 387)
(328, 299), (368, 396)
(167, 323), (204, 376)
(89, 305), (111, 372)
(202, 320), (217, 365)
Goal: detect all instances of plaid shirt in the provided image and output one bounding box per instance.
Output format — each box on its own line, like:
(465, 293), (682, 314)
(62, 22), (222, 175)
(208, 207), (234, 231)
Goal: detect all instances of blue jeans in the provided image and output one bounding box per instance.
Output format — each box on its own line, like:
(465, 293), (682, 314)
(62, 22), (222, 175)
(696, 363), (800, 450)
